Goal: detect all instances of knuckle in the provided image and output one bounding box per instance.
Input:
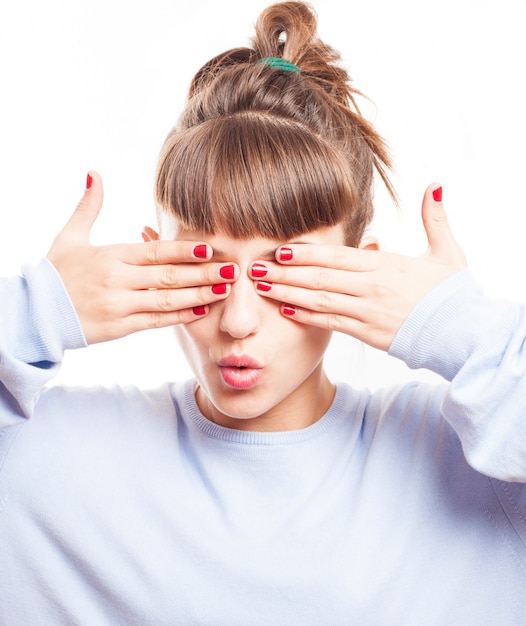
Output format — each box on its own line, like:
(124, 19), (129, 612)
(91, 296), (122, 327)
(312, 268), (330, 291)
(156, 289), (176, 311)
(97, 270), (113, 289)
(204, 264), (220, 284)
(314, 290), (333, 312)
(332, 246), (349, 269)
(148, 312), (165, 329)
(197, 286), (217, 305)
(432, 210), (449, 225)
(326, 313), (345, 332)
(92, 252), (116, 288)
(159, 264), (180, 287)
(367, 274), (389, 297)
(145, 242), (162, 264)
(424, 209), (449, 229)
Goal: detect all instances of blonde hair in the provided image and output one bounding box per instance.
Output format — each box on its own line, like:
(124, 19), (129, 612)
(155, 1), (395, 247)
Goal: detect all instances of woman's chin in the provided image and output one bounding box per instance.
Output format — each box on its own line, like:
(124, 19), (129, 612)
(197, 384), (273, 424)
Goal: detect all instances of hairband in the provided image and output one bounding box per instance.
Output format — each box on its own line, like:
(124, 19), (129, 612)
(257, 57), (301, 74)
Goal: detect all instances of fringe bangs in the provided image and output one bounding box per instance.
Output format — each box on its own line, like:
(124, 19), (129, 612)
(156, 113), (358, 241)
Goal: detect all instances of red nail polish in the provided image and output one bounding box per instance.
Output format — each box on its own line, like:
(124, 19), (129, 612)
(282, 304), (296, 316)
(193, 244), (208, 259)
(86, 173), (93, 189)
(432, 186), (443, 202)
(212, 283), (227, 295)
(251, 263), (268, 278)
(219, 264), (235, 279)
(193, 305), (207, 316)
(256, 281), (272, 292)
(279, 247), (293, 262)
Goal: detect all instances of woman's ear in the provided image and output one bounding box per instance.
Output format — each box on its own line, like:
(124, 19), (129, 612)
(141, 226), (160, 242)
(358, 236), (379, 251)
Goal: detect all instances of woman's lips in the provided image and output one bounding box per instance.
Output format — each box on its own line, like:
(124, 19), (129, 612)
(218, 355), (263, 390)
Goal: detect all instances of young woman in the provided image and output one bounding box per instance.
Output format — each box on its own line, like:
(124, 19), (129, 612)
(1, 2), (524, 624)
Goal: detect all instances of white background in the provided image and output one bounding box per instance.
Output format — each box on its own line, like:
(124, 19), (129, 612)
(0, 0), (525, 389)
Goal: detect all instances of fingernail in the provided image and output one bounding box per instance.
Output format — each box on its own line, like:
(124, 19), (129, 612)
(212, 283), (227, 295)
(193, 244), (208, 259)
(193, 305), (207, 316)
(282, 304), (296, 316)
(256, 281), (272, 292)
(432, 186), (443, 202)
(86, 173), (93, 189)
(279, 247), (293, 262)
(219, 264), (235, 279)
(251, 263), (268, 278)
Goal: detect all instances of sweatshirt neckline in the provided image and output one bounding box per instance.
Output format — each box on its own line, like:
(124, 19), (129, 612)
(182, 378), (350, 445)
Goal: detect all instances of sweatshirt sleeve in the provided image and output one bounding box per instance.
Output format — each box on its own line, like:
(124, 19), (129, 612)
(0, 259), (86, 426)
(389, 269), (526, 482)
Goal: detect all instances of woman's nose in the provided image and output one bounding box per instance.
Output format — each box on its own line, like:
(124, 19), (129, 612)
(218, 274), (260, 339)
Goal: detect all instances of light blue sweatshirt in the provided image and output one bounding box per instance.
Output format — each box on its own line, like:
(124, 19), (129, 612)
(1, 259), (525, 625)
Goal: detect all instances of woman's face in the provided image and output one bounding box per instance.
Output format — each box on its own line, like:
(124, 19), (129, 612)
(172, 222), (346, 431)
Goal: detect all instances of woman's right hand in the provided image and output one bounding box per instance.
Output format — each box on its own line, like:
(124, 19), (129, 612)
(46, 172), (236, 344)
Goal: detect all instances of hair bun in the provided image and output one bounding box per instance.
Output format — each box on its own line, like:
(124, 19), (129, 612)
(253, 1), (317, 62)
(252, 2), (352, 108)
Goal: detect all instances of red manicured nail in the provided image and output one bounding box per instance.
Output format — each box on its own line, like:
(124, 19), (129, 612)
(282, 304), (296, 316)
(256, 281), (272, 292)
(251, 263), (268, 278)
(279, 247), (293, 262)
(193, 305), (207, 316)
(193, 244), (208, 259)
(86, 173), (93, 189)
(432, 186), (443, 202)
(219, 264), (235, 279)
(212, 283), (227, 295)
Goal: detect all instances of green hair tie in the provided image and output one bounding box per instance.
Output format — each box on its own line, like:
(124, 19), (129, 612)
(257, 57), (300, 74)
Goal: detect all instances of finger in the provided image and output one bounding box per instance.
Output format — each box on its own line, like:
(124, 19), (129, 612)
(253, 280), (367, 321)
(278, 304), (391, 350)
(124, 261), (238, 290)
(280, 302), (361, 333)
(141, 226), (159, 242)
(59, 171), (105, 245)
(249, 261), (367, 296)
(119, 240), (213, 265)
(118, 305), (213, 335)
(274, 242), (380, 272)
(124, 282), (232, 315)
(422, 183), (465, 262)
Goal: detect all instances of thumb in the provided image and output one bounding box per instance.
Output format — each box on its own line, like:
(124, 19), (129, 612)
(422, 183), (465, 264)
(60, 171), (105, 245)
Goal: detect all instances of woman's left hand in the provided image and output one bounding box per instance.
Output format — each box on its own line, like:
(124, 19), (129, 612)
(250, 184), (467, 352)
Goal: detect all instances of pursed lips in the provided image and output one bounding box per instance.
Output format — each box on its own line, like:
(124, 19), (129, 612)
(217, 354), (263, 390)
(217, 354), (263, 369)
